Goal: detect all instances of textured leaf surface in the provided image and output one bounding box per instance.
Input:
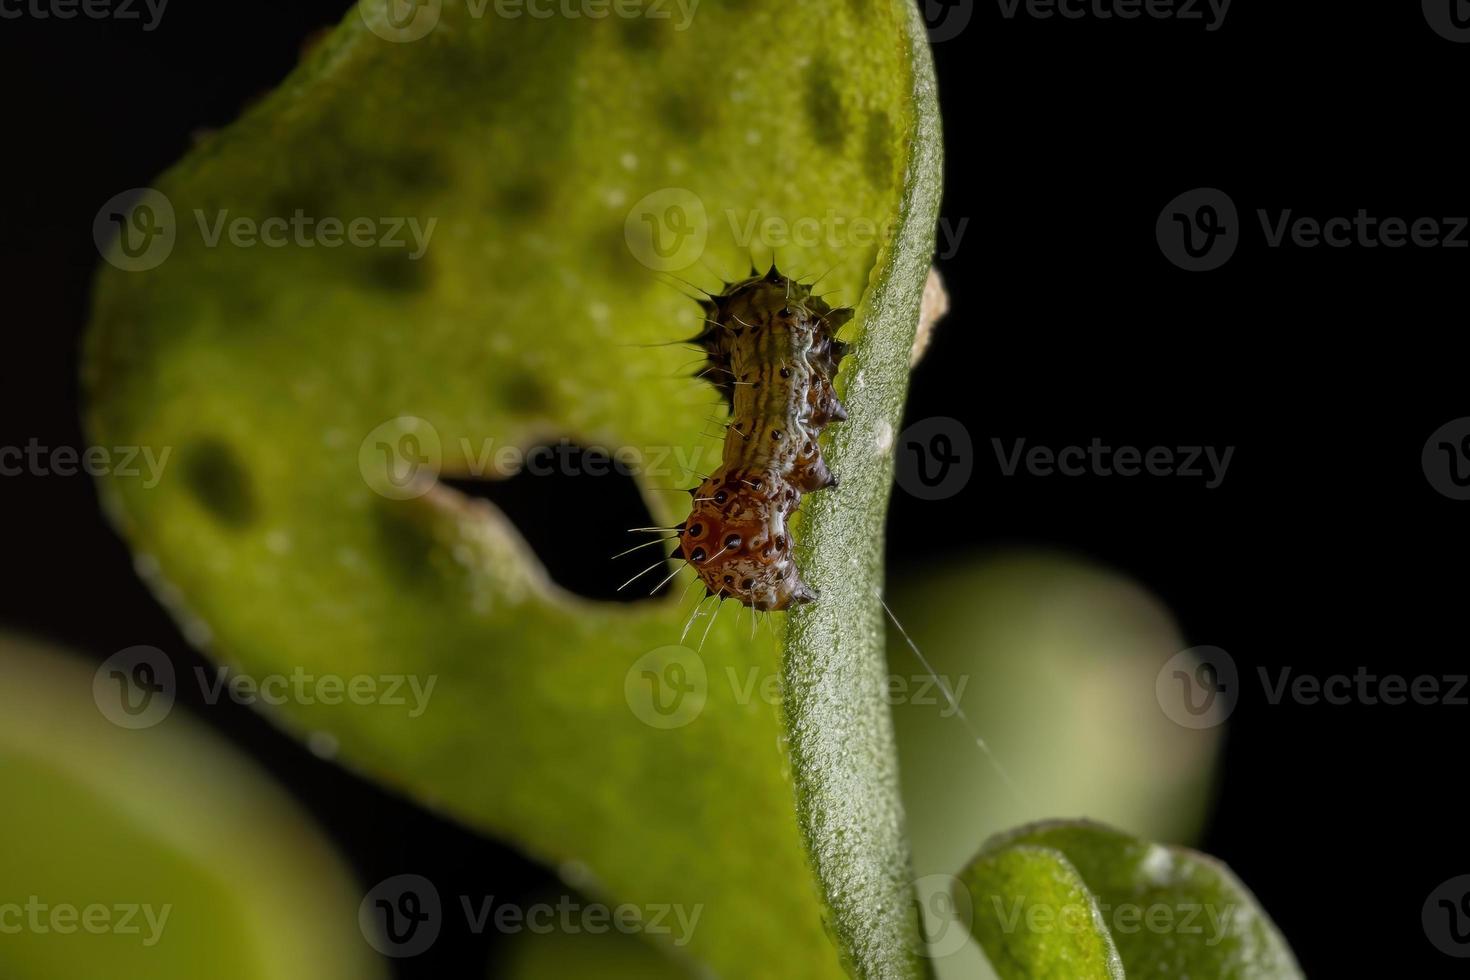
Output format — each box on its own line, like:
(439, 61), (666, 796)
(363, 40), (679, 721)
(85, 2), (942, 976)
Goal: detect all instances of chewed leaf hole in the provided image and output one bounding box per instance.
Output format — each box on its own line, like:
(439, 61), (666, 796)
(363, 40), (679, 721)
(439, 444), (678, 603)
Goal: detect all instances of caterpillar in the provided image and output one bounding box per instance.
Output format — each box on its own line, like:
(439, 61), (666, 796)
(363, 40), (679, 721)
(663, 264), (854, 612)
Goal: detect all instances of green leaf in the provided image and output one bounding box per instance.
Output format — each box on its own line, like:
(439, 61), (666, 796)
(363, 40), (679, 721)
(961, 821), (1303, 980)
(0, 635), (384, 980)
(84, 2), (943, 977)
(958, 845), (1124, 980)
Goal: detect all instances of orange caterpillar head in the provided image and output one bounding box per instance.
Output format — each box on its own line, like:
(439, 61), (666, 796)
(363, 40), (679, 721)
(675, 467), (817, 611)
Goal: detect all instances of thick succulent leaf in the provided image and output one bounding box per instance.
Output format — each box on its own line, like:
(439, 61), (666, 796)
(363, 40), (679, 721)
(0, 635), (383, 980)
(84, 1), (942, 976)
(958, 845), (1124, 980)
(961, 821), (1302, 979)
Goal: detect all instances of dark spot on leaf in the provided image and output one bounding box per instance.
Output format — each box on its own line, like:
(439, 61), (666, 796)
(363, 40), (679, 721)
(494, 177), (553, 221)
(617, 15), (663, 52)
(361, 250), (431, 292)
(182, 439), (256, 528)
(805, 59), (845, 150)
(659, 91), (711, 137)
(501, 372), (553, 415)
(864, 109), (895, 188)
(374, 501), (440, 588)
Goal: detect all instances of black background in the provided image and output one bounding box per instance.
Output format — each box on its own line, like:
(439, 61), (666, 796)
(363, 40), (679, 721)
(2, 0), (1467, 975)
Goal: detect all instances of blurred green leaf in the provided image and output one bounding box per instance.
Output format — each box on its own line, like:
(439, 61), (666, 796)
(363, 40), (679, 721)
(960, 821), (1302, 980)
(84, 2), (942, 976)
(0, 635), (384, 980)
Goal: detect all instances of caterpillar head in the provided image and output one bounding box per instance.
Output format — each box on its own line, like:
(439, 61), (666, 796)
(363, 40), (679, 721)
(677, 468), (817, 611)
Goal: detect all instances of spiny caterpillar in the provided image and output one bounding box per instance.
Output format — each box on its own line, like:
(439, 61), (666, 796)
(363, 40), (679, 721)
(668, 264), (853, 612)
